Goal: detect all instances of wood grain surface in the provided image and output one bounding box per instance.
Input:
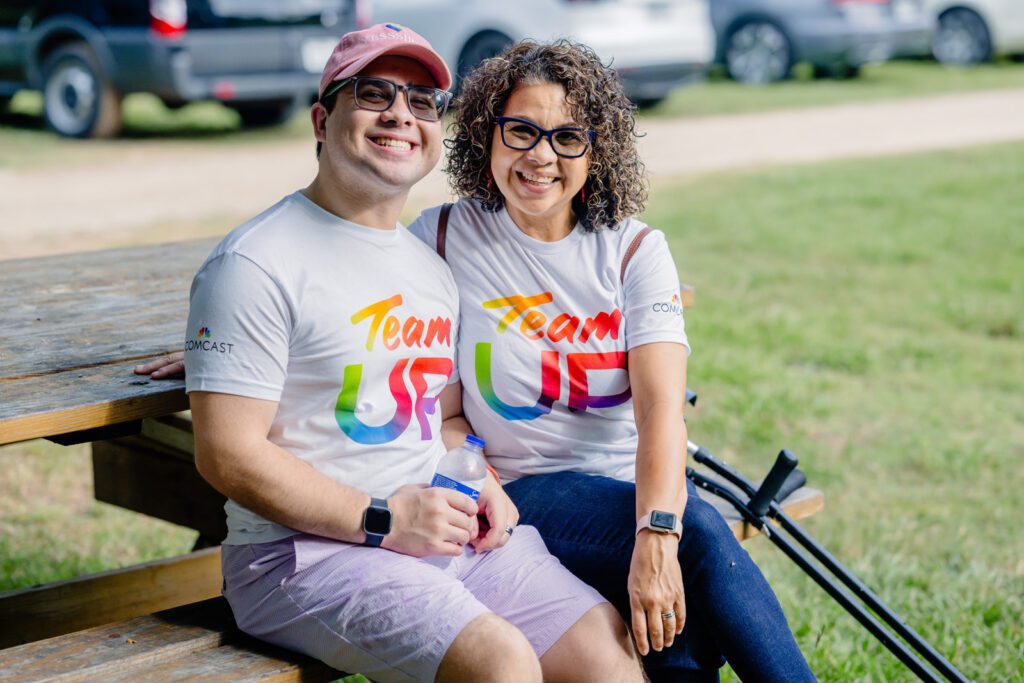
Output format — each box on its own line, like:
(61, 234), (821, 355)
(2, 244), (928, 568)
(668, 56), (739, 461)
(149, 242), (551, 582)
(1, 239), (214, 445)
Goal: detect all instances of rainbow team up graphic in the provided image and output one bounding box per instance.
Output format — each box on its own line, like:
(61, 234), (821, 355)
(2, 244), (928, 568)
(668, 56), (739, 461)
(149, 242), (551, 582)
(476, 291), (632, 420)
(334, 294), (455, 445)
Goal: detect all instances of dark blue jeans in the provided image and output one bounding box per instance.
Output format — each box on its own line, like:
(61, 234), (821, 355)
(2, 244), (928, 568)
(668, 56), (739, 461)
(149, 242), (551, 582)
(505, 472), (816, 682)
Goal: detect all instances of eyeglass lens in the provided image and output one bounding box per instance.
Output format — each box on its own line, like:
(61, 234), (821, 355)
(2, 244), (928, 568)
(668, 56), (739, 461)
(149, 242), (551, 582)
(354, 78), (447, 121)
(499, 119), (590, 158)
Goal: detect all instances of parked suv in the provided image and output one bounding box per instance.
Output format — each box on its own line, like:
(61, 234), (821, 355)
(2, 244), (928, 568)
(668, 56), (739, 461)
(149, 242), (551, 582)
(0, 0), (362, 138)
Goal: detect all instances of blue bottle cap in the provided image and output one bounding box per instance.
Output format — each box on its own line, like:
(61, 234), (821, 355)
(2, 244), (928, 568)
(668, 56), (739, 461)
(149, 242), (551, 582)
(465, 434), (486, 449)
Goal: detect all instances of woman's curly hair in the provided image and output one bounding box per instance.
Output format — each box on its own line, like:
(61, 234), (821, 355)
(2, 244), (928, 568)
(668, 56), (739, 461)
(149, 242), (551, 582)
(445, 40), (647, 232)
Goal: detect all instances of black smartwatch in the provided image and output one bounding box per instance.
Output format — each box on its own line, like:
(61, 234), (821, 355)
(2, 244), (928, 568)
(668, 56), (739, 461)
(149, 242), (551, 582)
(362, 497), (392, 547)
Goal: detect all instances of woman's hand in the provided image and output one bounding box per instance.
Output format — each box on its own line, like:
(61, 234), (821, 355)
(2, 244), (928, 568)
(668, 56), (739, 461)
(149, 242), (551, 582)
(628, 530), (685, 656)
(134, 351), (185, 379)
(470, 471), (519, 552)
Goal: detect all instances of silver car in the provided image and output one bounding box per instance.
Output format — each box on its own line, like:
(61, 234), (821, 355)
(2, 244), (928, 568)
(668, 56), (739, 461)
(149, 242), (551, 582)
(369, 0), (716, 106)
(711, 0), (932, 83)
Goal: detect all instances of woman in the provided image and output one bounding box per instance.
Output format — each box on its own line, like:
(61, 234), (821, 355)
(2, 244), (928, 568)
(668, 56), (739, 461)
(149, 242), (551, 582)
(139, 40), (815, 681)
(407, 41), (815, 682)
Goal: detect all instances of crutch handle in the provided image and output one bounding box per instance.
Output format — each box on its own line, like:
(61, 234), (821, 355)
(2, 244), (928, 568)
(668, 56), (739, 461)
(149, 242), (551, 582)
(776, 469), (807, 503)
(749, 449), (799, 517)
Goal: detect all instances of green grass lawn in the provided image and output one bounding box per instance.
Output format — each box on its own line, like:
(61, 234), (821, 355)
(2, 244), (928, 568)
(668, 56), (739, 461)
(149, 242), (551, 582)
(1, 142), (1021, 680)
(3, 60), (1024, 170)
(641, 142), (1024, 681)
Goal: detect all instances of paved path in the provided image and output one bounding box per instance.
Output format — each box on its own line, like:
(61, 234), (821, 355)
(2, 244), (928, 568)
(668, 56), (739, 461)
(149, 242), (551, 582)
(4, 88), (1024, 259)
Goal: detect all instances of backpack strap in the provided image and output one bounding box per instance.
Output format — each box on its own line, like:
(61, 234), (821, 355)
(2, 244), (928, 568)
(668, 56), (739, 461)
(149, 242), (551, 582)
(436, 203), (454, 261)
(620, 226), (652, 285)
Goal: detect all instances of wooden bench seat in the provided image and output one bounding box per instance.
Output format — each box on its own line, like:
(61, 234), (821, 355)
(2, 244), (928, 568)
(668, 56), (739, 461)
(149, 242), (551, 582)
(0, 598), (340, 682)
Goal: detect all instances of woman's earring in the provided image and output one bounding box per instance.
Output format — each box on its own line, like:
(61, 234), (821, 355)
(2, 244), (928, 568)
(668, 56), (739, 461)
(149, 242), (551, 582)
(487, 169), (494, 190)
(579, 186), (586, 203)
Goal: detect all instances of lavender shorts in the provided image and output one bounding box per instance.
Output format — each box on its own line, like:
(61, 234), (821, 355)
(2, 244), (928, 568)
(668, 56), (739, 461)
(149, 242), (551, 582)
(221, 525), (606, 682)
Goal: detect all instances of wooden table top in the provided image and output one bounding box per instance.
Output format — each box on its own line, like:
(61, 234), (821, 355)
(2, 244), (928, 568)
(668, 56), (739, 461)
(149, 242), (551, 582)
(1, 239), (217, 446)
(0, 237), (696, 447)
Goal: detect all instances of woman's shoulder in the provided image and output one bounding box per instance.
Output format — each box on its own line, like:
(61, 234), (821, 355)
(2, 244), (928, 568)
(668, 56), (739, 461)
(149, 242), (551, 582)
(593, 215), (666, 252)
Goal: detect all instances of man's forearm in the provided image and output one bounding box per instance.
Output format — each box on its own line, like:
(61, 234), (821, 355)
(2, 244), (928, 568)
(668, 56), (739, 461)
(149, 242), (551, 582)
(197, 438), (371, 543)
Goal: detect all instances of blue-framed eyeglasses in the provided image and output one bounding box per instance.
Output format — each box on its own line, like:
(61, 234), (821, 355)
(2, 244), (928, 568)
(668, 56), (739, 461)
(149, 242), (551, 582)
(495, 116), (595, 158)
(322, 76), (451, 122)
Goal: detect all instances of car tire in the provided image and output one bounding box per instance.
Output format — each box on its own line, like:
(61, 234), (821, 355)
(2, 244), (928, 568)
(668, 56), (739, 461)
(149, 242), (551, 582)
(229, 99), (296, 128)
(933, 8), (992, 65)
(725, 20), (793, 84)
(813, 63), (861, 80)
(456, 31), (513, 92)
(41, 43), (121, 138)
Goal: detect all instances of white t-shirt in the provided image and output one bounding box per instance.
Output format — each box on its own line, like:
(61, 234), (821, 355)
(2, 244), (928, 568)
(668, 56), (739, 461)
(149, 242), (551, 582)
(408, 199), (688, 483)
(185, 191), (459, 545)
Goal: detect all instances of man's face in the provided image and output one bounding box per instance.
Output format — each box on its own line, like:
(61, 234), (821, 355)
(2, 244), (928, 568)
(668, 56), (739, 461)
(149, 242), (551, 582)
(314, 56), (443, 197)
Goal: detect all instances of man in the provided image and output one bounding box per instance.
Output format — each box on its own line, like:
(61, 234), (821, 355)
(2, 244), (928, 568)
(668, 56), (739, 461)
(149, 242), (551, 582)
(180, 24), (640, 682)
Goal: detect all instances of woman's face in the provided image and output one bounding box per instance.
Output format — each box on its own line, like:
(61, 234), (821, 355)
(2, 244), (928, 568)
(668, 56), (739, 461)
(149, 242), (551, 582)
(490, 82), (590, 235)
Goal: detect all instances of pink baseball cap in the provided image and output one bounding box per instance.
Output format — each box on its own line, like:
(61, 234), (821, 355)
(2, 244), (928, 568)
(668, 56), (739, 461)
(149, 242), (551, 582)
(318, 23), (452, 97)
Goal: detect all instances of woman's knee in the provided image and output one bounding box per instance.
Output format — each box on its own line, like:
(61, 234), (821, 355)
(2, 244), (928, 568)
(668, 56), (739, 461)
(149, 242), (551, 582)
(683, 496), (742, 552)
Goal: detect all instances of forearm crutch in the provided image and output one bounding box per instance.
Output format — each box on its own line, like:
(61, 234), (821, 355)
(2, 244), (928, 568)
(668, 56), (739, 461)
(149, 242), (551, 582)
(685, 442), (972, 683)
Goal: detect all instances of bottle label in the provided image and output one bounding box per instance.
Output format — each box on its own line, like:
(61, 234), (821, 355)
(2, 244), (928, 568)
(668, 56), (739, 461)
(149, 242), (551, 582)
(430, 473), (481, 501)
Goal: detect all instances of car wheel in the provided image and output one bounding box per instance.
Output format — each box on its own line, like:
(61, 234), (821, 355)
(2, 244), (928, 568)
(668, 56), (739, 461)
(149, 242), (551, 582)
(229, 100), (296, 128)
(933, 8), (992, 65)
(456, 31), (513, 91)
(41, 43), (121, 138)
(725, 20), (792, 84)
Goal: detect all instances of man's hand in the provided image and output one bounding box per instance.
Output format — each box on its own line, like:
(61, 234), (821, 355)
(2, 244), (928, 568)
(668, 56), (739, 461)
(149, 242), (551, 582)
(382, 484), (480, 557)
(627, 531), (685, 656)
(134, 351), (185, 379)
(470, 471), (519, 552)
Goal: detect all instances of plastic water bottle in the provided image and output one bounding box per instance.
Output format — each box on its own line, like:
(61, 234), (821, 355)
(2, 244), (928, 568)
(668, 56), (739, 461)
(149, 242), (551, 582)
(431, 435), (487, 501)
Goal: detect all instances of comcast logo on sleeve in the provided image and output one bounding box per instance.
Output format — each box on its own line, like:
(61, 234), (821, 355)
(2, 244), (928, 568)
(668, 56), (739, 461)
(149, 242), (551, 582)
(652, 292), (684, 316)
(185, 325), (234, 354)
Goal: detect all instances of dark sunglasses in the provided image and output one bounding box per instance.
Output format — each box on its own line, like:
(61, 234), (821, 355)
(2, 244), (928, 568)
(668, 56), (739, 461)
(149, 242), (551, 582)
(322, 76), (452, 122)
(495, 116), (595, 159)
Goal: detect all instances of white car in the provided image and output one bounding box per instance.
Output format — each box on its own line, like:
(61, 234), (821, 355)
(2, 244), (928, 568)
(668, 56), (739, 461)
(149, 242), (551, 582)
(367, 0), (715, 105)
(925, 0), (1024, 63)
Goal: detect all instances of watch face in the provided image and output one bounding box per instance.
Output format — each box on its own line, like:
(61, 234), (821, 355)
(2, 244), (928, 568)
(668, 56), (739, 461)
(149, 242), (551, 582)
(651, 511), (677, 531)
(364, 505), (392, 535)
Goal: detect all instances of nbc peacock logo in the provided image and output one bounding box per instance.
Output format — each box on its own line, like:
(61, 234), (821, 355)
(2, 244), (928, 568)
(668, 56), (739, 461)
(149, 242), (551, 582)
(197, 326), (211, 339)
